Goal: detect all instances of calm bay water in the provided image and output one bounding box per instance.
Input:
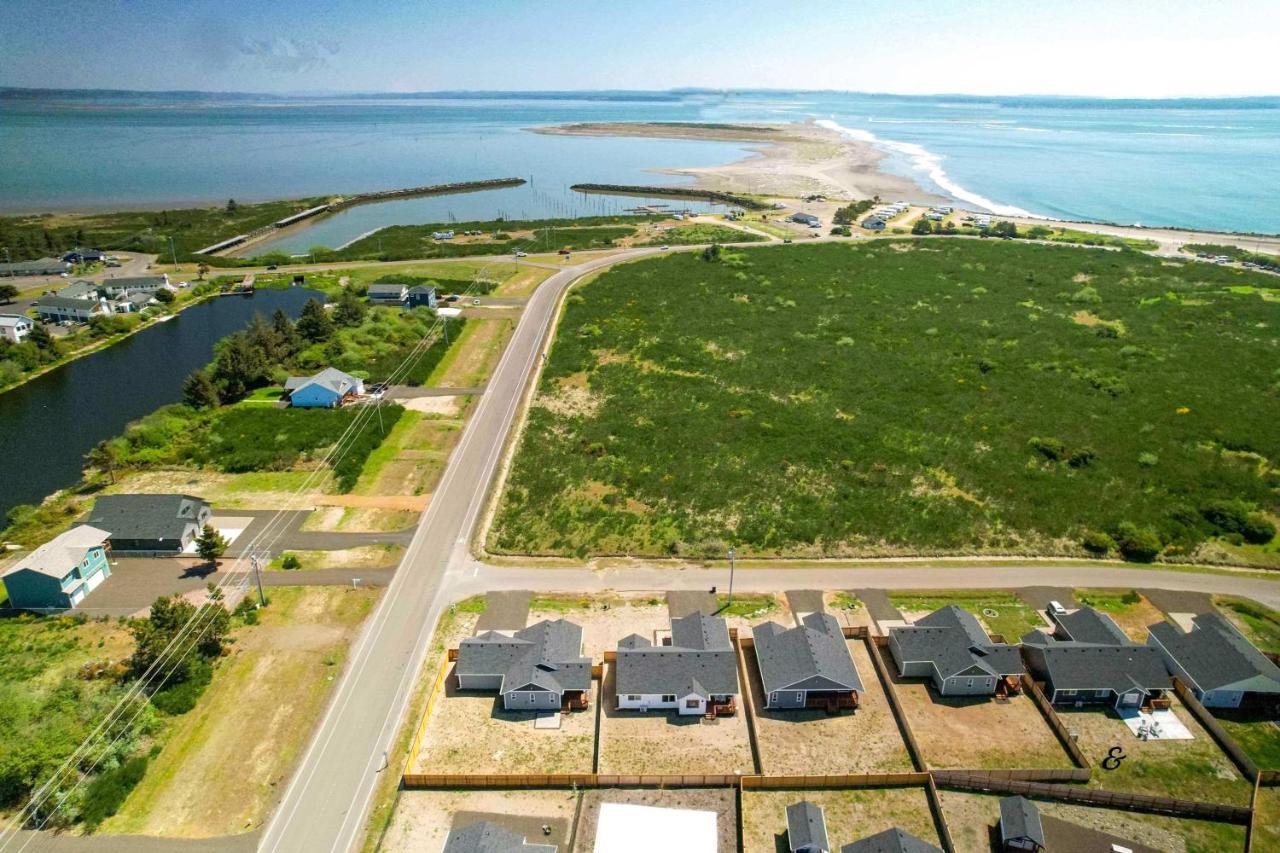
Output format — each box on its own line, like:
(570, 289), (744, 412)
(3, 90), (1278, 234)
(0, 288), (318, 522)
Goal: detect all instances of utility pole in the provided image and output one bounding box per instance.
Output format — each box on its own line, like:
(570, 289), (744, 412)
(442, 316), (449, 346)
(251, 553), (266, 607)
(2, 246), (11, 276)
(168, 236), (178, 268)
(727, 546), (736, 608)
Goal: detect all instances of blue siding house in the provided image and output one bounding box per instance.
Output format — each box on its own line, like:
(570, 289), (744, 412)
(1, 526), (112, 611)
(284, 367), (365, 408)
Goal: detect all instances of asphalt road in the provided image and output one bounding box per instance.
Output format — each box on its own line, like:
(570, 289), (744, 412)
(256, 247), (670, 853)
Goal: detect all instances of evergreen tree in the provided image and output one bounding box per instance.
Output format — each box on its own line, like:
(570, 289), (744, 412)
(245, 312), (281, 363)
(0, 284), (18, 303)
(130, 595), (230, 684)
(194, 524), (229, 564)
(86, 440), (119, 485)
(182, 369), (220, 409)
(211, 332), (269, 401)
(28, 323), (56, 352)
(272, 309), (301, 360)
(295, 298), (333, 343)
(332, 289), (366, 327)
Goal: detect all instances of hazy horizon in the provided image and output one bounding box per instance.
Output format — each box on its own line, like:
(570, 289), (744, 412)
(1, 0), (1277, 98)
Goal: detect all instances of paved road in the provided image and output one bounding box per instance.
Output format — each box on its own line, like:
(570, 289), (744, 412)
(257, 246), (674, 853)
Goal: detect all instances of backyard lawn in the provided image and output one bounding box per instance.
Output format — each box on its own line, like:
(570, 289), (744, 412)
(1214, 596), (1280, 653)
(889, 590), (1043, 641)
(490, 240), (1279, 561)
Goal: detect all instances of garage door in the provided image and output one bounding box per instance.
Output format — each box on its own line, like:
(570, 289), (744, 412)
(1120, 691), (1140, 706)
(83, 568), (107, 594)
(70, 586), (86, 607)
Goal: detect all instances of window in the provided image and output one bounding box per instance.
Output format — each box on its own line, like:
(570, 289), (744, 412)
(528, 693), (536, 704)
(966, 679), (974, 688)
(1058, 689), (1077, 697)
(1095, 689), (1109, 699)
(795, 692), (803, 703)
(685, 698), (701, 709)
(661, 694), (675, 703)
(769, 692), (778, 704)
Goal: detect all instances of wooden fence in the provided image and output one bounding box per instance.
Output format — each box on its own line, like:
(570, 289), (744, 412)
(403, 773), (742, 789)
(937, 767), (1090, 784)
(1171, 677), (1260, 783)
(868, 635), (926, 772)
(741, 773), (929, 789)
(733, 641), (764, 774)
(1020, 673), (1091, 769)
(841, 625), (869, 639)
(924, 773), (957, 853)
(933, 770), (1252, 824)
(406, 654), (452, 769)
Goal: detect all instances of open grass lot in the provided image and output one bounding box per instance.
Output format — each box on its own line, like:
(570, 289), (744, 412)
(1214, 596), (1280, 654)
(938, 789), (1246, 853)
(428, 317), (515, 388)
(636, 223), (767, 246)
(269, 544), (402, 571)
(352, 409), (463, 499)
(490, 239), (1279, 561)
(411, 658), (597, 775)
(1212, 711), (1280, 769)
(746, 641), (914, 775)
(741, 788), (941, 853)
(382, 789), (578, 853)
(1075, 589), (1167, 640)
(892, 677), (1073, 770)
(1057, 698), (1252, 806)
(104, 586), (380, 837)
(1253, 785), (1280, 853)
(597, 663), (754, 775)
(888, 590), (1043, 641)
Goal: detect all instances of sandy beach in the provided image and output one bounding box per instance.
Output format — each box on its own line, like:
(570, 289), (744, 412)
(534, 121), (949, 205)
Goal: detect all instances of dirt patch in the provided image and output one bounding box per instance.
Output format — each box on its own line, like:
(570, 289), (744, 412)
(401, 395), (463, 416)
(742, 788), (941, 853)
(938, 789), (1245, 853)
(384, 789), (578, 853)
(574, 787), (736, 853)
(311, 493), (429, 511)
(1072, 273), (1093, 283)
(536, 372), (603, 418)
(432, 318), (514, 388)
(892, 677), (1072, 770)
(747, 641), (913, 774)
(1072, 309), (1104, 326)
(301, 506), (418, 532)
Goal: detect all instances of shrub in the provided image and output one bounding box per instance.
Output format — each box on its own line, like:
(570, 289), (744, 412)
(1081, 530), (1115, 555)
(149, 659), (212, 715)
(81, 755), (149, 829)
(1112, 522), (1163, 562)
(1242, 513), (1277, 545)
(1066, 447), (1097, 468)
(1200, 499), (1251, 535)
(281, 553), (301, 570)
(1029, 436), (1067, 461)
(1137, 452), (1158, 468)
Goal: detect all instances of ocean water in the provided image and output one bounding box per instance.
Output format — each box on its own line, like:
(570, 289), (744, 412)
(2, 89), (1278, 236)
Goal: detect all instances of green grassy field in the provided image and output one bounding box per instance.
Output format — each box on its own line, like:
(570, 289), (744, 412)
(635, 223), (766, 246)
(888, 590), (1042, 640)
(1214, 597), (1280, 654)
(490, 239), (1279, 560)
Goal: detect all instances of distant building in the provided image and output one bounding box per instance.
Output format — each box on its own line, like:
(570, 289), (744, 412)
(59, 279), (101, 300)
(786, 801), (830, 853)
(366, 283), (409, 305)
(100, 274), (171, 296)
(841, 827), (942, 853)
(82, 494), (212, 555)
(790, 212), (821, 227)
(455, 618), (591, 711)
(861, 216), (887, 232)
(406, 285), (438, 309)
(0, 314), (33, 343)
(284, 367), (364, 408)
(1148, 613), (1280, 709)
(888, 605), (1023, 697)
(997, 795), (1157, 853)
(443, 820), (556, 853)
(62, 248), (108, 264)
(616, 611), (739, 716)
(33, 295), (110, 323)
(754, 612), (862, 710)
(1, 526), (112, 611)
(998, 796), (1045, 852)
(0, 257), (71, 277)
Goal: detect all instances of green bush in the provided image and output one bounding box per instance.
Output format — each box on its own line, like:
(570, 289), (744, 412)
(281, 553), (301, 570)
(81, 755), (149, 829)
(1029, 436), (1067, 461)
(150, 659), (212, 715)
(1112, 522), (1163, 562)
(1200, 499), (1252, 535)
(1081, 530), (1115, 555)
(1242, 513), (1277, 545)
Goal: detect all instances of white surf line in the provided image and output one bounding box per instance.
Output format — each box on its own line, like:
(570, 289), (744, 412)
(815, 118), (1041, 219)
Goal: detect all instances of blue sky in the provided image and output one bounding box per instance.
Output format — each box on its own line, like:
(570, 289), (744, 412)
(1, 0), (1276, 96)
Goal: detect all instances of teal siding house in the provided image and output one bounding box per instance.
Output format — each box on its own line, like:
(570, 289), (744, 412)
(1, 526), (112, 611)
(284, 367), (364, 408)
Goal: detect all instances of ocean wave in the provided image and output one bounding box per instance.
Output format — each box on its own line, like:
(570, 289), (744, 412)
(816, 118), (1036, 217)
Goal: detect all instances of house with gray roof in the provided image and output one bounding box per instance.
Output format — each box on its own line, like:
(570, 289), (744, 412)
(754, 612), (862, 711)
(840, 827), (942, 853)
(284, 367), (364, 408)
(0, 257), (70, 277)
(1, 526), (111, 611)
(0, 314), (33, 344)
(1048, 606), (1133, 645)
(786, 801), (830, 853)
(59, 279), (101, 300)
(366, 282), (409, 305)
(1021, 639), (1170, 709)
(443, 820), (556, 853)
(33, 295), (110, 324)
(82, 494), (212, 555)
(100, 274), (171, 296)
(615, 610), (739, 716)
(1148, 613), (1280, 709)
(997, 796), (1045, 852)
(888, 605), (1023, 697)
(456, 619), (591, 711)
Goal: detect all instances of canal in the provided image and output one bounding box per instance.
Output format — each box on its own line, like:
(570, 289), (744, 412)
(0, 287), (320, 523)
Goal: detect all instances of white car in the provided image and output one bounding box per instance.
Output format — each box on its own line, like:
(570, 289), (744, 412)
(660, 245), (670, 250)
(514, 251), (528, 258)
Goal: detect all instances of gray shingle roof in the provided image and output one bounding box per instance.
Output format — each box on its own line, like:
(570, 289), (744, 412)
(890, 606), (1023, 681)
(786, 801), (829, 852)
(83, 494), (209, 542)
(104, 275), (169, 290)
(755, 612), (862, 695)
(443, 820), (556, 853)
(840, 827), (942, 853)
(367, 283), (408, 296)
(1038, 645), (1170, 693)
(1149, 615), (1280, 694)
(457, 619), (590, 695)
(34, 295), (107, 311)
(999, 796), (1045, 847)
(3, 526), (110, 580)
(59, 280), (100, 299)
(285, 367), (361, 396)
(1051, 607), (1133, 646)
(615, 610), (738, 697)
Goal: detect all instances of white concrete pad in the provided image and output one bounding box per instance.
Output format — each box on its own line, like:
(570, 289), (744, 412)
(1119, 708), (1194, 740)
(593, 802), (717, 853)
(534, 712), (561, 730)
(182, 516), (251, 554)
(1169, 612), (1197, 632)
